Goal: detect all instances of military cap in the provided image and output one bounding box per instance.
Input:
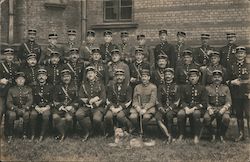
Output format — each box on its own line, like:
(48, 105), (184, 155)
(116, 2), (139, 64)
(182, 49), (193, 56)
(135, 47), (144, 54)
(120, 31), (129, 37)
(38, 66), (47, 74)
(226, 32), (236, 38)
(15, 72), (25, 78)
(104, 30), (112, 36)
(111, 48), (120, 54)
(159, 29), (167, 35)
(157, 54), (168, 60)
(27, 53), (37, 59)
(188, 69), (200, 76)
(209, 51), (220, 57)
(141, 69), (150, 76)
(48, 32), (58, 38)
(137, 34), (145, 40)
(69, 48), (79, 53)
(115, 68), (125, 75)
(50, 51), (60, 57)
(164, 68), (174, 74)
(91, 46), (100, 53)
(87, 30), (95, 37)
(212, 70), (223, 76)
(85, 66), (96, 72)
(61, 69), (71, 76)
(236, 46), (246, 53)
(201, 33), (210, 39)
(67, 29), (77, 35)
(3, 48), (14, 55)
(177, 31), (186, 37)
(28, 29), (37, 34)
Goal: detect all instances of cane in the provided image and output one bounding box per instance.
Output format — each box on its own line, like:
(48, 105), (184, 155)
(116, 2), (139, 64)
(138, 95), (143, 137)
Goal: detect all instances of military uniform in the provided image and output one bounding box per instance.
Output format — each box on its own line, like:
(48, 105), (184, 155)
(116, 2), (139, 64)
(118, 31), (133, 64)
(204, 70), (231, 140)
(152, 67), (167, 86)
(63, 29), (78, 61)
(23, 53), (39, 87)
(6, 72), (33, 137)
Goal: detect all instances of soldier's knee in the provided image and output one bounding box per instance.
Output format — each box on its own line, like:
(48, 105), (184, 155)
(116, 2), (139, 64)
(203, 112), (211, 125)
(53, 114), (60, 122)
(8, 111), (16, 121)
(42, 111), (51, 120)
(222, 114), (230, 125)
(93, 111), (103, 123)
(166, 111), (174, 120)
(30, 111), (38, 120)
(142, 114), (151, 123)
(116, 111), (125, 120)
(104, 111), (113, 120)
(75, 109), (85, 120)
(65, 114), (73, 122)
(23, 112), (30, 121)
(177, 110), (186, 119)
(129, 113), (138, 121)
(193, 110), (201, 119)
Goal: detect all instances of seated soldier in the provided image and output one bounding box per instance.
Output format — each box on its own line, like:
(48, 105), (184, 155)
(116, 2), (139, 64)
(178, 69), (207, 144)
(204, 70), (231, 143)
(104, 69), (133, 136)
(129, 69), (157, 134)
(156, 68), (181, 143)
(30, 66), (53, 141)
(6, 72), (33, 142)
(52, 69), (78, 142)
(77, 66), (106, 138)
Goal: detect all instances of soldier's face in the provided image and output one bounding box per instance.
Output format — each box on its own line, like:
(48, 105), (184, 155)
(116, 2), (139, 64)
(112, 53), (121, 62)
(121, 36), (129, 43)
(235, 51), (246, 61)
(50, 56), (60, 64)
(28, 33), (36, 41)
(68, 34), (76, 41)
(212, 75), (222, 84)
(201, 38), (209, 45)
(38, 73), (47, 83)
(135, 53), (144, 62)
(177, 35), (185, 43)
(116, 74), (125, 83)
(87, 71), (96, 81)
(189, 74), (199, 84)
(227, 37), (236, 44)
(210, 56), (220, 65)
(164, 72), (174, 82)
(183, 55), (192, 64)
(92, 52), (101, 61)
(141, 74), (150, 84)
(48, 38), (57, 45)
(138, 38), (146, 46)
(159, 33), (167, 42)
(62, 75), (71, 84)
(16, 77), (25, 86)
(27, 58), (37, 66)
(104, 35), (112, 43)
(5, 54), (14, 62)
(70, 53), (79, 62)
(86, 36), (95, 43)
(157, 59), (168, 68)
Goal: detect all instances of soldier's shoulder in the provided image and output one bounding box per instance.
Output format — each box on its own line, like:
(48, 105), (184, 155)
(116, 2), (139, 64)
(149, 83), (157, 89)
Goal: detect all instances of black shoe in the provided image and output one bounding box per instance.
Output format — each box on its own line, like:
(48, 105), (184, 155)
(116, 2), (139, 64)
(82, 132), (89, 142)
(235, 132), (244, 142)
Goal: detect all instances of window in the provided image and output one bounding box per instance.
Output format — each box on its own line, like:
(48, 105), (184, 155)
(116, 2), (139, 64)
(44, 0), (67, 9)
(104, 0), (132, 22)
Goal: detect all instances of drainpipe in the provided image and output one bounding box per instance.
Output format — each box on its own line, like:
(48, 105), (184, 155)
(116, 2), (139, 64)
(8, 0), (14, 44)
(81, 0), (87, 42)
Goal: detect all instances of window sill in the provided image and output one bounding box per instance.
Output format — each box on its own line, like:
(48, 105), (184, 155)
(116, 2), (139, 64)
(91, 22), (138, 29)
(44, 3), (66, 9)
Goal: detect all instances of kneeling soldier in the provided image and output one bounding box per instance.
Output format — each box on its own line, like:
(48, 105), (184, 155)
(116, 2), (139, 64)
(178, 69), (207, 144)
(104, 69), (133, 136)
(156, 68), (181, 143)
(6, 72), (33, 142)
(204, 70), (231, 143)
(78, 66), (106, 138)
(53, 69), (78, 142)
(30, 66), (53, 141)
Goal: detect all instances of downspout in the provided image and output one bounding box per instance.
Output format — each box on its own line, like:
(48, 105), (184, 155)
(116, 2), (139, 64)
(8, 0), (14, 44)
(81, 0), (87, 42)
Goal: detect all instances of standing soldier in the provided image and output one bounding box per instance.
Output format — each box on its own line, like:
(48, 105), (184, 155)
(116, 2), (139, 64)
(220, 33), (238, 69)
(6, 72), (33, 142)
(19, 29), (42, 64)
(202, 51), (227, 85)
(30, 67), (53, 141)
(154, 30), (175, 68)
(104, 69), (133, 136)
(177, 69), (207, 144)
(79, 30), (96, 65)
(64, 29), (78, 61)
(77, 66), (106, 137)
(129, 47), (150, 88)
(129, 69), (157, 133)
(100, 30), (118, 64)
(204, 70), (231, 143)
(23, 53), (39, 88)
(156, 68), (181, 143)
(175, 50), (200, 85)
(52, 69), (78, 142)
(227, 46), (249, 141)
(193, 34), (214, 68)
(118, 31), (133, 64)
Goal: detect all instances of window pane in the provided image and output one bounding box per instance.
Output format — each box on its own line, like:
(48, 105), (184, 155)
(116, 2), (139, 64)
(120, 7), (132, 19)
(105, 8), (118, 20)
(104, 0), (117, 7)
(121, 0), (132, 6)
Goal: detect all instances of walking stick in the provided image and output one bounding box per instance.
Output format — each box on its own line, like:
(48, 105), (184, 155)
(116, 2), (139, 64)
(138, 95), (143, 137)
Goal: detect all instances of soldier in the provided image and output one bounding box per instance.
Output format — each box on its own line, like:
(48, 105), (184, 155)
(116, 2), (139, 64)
(64, 29), (78, 61)
(79, 30), (96, 65)
(78, 66), (106, 136)
(107, 48), (130, 86)
(129, 69), (157, 133)
(154, 30), (175, 68)
(30, 67), (53, 141)
(129, 47), (150, 88)
(152, 54), (170, 86)
(40, 32), (64, 64)
(220, 33), (238, 69)
(52, 69), (78, 141)
(227, 46), (249, 141)
(18, 29), (42, 64)
(23, 53), (39, 88)
(204, 70), (231, 143)
(156, 68), (181, 143)
(100, 30), (118, 64)
(175, 50), (200, 85)
(104, 69), (133, 136)
(193, 34), (214, 67)
(118, 31), (133, 64)
(46, 51), (64, 86)
(6, 72), (33, 142)
(177, 69), (207, 144)
(202, 51), (227, 85)
(64, 48), (84, 96)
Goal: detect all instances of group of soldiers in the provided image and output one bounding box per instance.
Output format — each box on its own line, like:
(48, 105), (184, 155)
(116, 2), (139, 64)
(0, 28), (249, 144)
